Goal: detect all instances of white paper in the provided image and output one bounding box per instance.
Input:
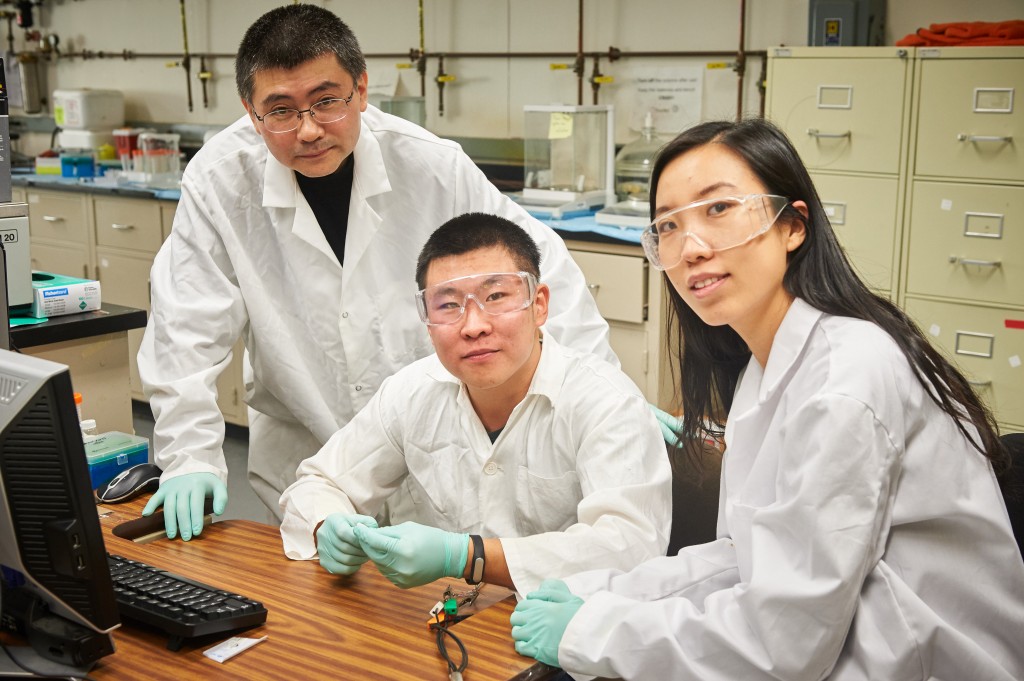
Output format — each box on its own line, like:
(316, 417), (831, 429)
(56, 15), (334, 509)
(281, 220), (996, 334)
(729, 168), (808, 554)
(613, 66), (703, 134)
(203, 635), (267, 663)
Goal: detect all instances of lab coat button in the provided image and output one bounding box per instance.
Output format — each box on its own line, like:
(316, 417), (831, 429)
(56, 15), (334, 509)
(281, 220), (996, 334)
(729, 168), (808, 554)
(355, 385), (363, 392)
(483, 461), (498, 475)
(342, 312), (349, 318)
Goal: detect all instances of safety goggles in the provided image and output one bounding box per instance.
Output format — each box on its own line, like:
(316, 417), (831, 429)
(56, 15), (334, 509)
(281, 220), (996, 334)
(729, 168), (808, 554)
(641, 194), (790, 270)
(415, 271), (538, 326)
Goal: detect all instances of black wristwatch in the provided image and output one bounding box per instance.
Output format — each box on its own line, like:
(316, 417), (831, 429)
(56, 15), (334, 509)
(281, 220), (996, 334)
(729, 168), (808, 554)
(466, 534), (485, 585)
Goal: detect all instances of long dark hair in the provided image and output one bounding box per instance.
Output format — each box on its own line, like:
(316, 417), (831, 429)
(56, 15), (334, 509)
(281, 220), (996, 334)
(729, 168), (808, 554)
(652, 119), (1008, 480)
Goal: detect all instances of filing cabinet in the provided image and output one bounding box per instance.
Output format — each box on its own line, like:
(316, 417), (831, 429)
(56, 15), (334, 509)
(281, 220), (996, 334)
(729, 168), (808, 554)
(766, 46), (915, 299)
(768, 46), (1024, 430)
(903, 47), (1024, 431)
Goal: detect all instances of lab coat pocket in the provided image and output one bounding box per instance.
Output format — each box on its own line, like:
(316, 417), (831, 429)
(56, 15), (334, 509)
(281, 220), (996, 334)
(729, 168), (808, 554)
(399, 444), (459, 527)
(726, 501), (757, 580)
(515, 466), (581, 536)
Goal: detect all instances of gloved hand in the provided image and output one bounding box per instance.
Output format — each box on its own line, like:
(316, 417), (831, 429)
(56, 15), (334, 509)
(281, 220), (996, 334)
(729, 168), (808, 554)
(316, 513), (379, 576)
(650, 403), (683, 444)
(510, 579), (584, 668)
(352, 521), (468, 589)
(141, 472), (227, 541)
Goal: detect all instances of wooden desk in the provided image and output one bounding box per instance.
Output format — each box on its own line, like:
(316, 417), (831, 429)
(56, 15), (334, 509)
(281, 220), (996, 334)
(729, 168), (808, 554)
(94, 500), (556, 680)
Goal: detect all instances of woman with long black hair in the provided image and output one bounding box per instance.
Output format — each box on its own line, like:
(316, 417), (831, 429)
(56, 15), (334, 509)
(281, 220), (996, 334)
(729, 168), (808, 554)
(510, 119), (1024, 680)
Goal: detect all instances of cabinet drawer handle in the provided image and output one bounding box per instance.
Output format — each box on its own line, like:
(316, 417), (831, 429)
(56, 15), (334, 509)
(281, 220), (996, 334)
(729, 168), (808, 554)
(967, 379), (992, 388)
(956, 133), (1013, 143)
(948, 256), (1001, 268)
(42, 215), (64, 222)
(586, 283), (600, 294)
(111, 223), (135, 231)
(806, 128), (851, 139)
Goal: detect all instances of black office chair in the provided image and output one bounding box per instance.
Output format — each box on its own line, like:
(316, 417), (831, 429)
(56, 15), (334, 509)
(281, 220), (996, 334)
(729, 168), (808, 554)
(1001, 433), (1024, 554)
(666, 440), (722, 555)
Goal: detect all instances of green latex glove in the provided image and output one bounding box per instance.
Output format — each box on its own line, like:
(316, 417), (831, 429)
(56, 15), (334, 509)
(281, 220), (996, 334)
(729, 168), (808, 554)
(316, 513), (379, 575)
(352, 521), (468, 589)
(141, 472), (227, 541)
(650, 403), (683, 444)
(510, 579), (584, 668)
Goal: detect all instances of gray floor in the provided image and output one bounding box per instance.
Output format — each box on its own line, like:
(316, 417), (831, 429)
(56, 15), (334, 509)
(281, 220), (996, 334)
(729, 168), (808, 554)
(132, 402), (274, 525)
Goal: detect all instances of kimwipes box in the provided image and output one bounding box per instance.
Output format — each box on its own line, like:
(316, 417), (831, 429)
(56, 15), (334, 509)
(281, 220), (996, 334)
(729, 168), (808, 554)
(31, 271), (101, 318)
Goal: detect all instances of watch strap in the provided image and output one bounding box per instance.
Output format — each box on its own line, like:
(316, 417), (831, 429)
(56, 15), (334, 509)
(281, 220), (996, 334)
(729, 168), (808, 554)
(467, 534), (485, 584)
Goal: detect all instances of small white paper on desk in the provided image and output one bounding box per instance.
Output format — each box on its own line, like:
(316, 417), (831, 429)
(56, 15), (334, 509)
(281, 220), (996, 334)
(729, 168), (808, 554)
(203, 635), (267, 663)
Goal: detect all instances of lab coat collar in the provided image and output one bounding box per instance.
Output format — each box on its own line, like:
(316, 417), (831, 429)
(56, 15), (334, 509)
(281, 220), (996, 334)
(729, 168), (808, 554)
(342, 109), (393, 277)
(757, 297), (822, 403)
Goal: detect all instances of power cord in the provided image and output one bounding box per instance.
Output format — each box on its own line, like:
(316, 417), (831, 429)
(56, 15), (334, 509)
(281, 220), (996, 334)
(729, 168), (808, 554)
(428, 583), (482, 681)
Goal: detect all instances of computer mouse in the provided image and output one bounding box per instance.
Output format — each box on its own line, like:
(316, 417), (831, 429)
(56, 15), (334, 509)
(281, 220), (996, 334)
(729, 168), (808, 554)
(95, 463), (162, 503)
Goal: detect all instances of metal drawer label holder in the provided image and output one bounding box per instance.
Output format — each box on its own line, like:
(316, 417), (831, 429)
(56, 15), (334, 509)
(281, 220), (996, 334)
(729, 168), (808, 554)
(963, 212), (1003, 239)
(955, 331), (995, 359)
(821, 201), (847, 225)
(816, 85), (853, 110)
(973, 88), (1014, 114)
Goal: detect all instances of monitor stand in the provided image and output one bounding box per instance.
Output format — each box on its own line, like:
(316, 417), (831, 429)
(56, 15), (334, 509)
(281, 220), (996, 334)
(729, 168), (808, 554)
(0, 644), (96, 678)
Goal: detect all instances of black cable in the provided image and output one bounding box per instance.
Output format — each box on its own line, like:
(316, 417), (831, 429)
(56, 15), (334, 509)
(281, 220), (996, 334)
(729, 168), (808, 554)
(434, 623), (468, 676)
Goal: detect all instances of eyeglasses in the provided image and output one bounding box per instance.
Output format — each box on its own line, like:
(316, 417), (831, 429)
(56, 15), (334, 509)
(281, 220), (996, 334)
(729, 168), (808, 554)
(251, 89), (356, 134)
(641, 194), (790, 270)
(415, 272), (538, 326)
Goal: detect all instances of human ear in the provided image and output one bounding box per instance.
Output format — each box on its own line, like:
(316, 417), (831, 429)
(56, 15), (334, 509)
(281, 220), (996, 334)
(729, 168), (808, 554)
(784, 200), (808, 252)
(532, 283), (550, 328)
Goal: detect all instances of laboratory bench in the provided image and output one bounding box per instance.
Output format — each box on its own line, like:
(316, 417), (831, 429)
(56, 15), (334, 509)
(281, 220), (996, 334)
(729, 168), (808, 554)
(12, 303), (147, 435)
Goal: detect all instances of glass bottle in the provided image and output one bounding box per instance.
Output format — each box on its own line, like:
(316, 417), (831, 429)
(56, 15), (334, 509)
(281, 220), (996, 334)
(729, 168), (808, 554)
(614, 111), (664, 203)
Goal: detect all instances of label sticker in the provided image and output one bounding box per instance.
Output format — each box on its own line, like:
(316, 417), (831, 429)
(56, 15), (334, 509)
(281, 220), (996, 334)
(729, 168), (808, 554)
(940, 199), (953, 211)
(929, 324), (941, 337)
(1009, 355), (1021, 369)
(1005, 319), (1024, 330)
(548, 113), (573, 139)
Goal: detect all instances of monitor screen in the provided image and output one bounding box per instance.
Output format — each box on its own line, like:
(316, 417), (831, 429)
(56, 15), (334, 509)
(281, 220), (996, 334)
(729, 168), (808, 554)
(0, 349), (118, 671)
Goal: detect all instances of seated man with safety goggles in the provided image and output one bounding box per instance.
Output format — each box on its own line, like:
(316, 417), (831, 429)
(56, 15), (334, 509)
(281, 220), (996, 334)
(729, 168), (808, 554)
(278, 212), (671, 594)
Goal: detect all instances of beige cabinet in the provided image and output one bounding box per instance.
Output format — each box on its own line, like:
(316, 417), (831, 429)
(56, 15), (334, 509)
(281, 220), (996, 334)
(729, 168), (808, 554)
(770, 45), (1024, 430)
(767, 46), (915, 299)
(25, 188), (94, 279)
(566, 239), (674, 410)
(902, 47), (1024, 431)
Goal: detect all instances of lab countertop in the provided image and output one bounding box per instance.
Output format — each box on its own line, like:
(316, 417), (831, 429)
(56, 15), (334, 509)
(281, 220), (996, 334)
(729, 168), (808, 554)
(11, 171), (181, 201)
(11, 303), (148, 349)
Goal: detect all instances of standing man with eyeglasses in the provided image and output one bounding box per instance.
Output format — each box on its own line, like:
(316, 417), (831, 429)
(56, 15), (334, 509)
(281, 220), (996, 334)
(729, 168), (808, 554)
(278, 213), (670, 594)
(138, 4), (614, 541)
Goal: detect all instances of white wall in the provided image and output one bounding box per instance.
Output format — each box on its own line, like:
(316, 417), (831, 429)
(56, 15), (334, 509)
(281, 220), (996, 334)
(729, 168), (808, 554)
(9, 0), (1022, 155)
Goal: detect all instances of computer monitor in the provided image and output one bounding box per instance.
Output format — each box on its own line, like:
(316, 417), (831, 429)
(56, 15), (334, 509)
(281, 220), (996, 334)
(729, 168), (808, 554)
(0, 349), (119, 673)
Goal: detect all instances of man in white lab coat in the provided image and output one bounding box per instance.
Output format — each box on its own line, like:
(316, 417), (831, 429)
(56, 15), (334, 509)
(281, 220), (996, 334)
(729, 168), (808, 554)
(279, 213), (670, 595)
(138, 4), (613, 540)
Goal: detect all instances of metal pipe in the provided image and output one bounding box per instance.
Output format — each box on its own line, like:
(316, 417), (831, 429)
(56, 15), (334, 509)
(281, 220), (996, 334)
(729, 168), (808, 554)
(418, 0), (426, 97)
(736, 0), (746, 120)
(576, 0), (583, 105)
(436, 53), (446, 117)
(178, 0), (193, 112)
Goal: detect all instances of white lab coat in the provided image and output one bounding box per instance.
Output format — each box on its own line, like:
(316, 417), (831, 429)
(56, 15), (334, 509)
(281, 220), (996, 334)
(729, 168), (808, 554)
(557, 299), (1024, 680)
(278, 334), (671, 594)
(138, 106), (613, 515)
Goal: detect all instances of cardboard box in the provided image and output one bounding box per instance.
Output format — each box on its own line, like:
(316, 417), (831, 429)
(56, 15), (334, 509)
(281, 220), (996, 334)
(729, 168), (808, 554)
(85, 431), (149, 490)
(31, 271), (101, 318)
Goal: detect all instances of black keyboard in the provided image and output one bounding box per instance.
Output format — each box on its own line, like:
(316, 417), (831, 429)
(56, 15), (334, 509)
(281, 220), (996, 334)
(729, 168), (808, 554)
(107, 553), (268, 651)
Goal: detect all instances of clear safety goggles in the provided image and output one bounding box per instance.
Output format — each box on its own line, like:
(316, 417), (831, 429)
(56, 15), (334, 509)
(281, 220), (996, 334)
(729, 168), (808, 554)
(641, 194), (790, 270)
(415, 271), (538, 326)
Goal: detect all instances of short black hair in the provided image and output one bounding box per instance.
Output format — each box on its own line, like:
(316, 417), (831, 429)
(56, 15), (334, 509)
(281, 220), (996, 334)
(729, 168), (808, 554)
(415, 213), (542, 290)
(235, 4), (367, 103)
